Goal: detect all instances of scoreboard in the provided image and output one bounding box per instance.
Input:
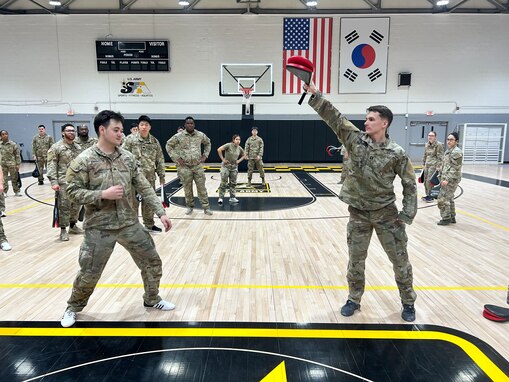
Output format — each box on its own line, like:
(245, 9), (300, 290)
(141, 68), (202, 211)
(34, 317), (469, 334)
(96, 40), (170, 72)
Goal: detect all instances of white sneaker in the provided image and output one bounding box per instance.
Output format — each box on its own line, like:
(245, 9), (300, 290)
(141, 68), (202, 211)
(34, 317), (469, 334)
(1, 241), (12, 251)
(218, 198), (223, 205)
(60, 309), (76, 327)
(204, 209), (213, 215)
(185, 207), (193, 215)
(0, 211), (6, 217)
(14, 192), (22, 197)
(144, 299), (176, 311)
(229, 197), (239, 203)
(69, 225), (84, 234)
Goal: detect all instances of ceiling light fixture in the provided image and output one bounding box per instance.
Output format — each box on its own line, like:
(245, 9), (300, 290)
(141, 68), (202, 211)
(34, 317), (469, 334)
(49, 0), (62, 5)
(178, 0), (190, 6)
(306, 1), (318, 6)
(436, 0), (449, 5)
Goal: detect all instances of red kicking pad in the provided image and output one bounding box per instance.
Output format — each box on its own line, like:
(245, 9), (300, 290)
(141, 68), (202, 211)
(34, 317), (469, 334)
(286, 56), (314, 105)
(483, 304), (509, 322)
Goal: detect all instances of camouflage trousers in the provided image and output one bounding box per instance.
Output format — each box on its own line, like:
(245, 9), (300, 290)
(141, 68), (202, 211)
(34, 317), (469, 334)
(2, 165), (20, 194)
(57, 184), (79, 228)
(340, 158), (349, 183)
(132, 176), (157, 228)
(218, 165), (238, 198)
(0, 216), (6, 243)
(437, 181), (459, 220)
(423, 165), (437, 196)
(178, 164), (210, 209)
(35, 156), (48, 182)
(0, 193), (4, 212)
(66, 222), (163, 312)
(346, 203), (417, 305)
(247, 159), (265, 182)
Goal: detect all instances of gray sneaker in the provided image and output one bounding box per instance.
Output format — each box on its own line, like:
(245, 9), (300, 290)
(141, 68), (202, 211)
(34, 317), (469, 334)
(229, 197), (239, 203)
(60, 230), (69, 241)
(61, 309), (76, 327)
(204, 209), (213, 215)
(185, 207), (193, 215)
(69, 225), (84, 234)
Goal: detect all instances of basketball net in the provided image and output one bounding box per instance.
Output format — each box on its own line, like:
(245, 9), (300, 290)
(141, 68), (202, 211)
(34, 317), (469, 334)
(240, 86), (253, 115)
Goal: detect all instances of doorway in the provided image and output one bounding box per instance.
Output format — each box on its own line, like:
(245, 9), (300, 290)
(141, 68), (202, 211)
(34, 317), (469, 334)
(407, 121), (448, 163)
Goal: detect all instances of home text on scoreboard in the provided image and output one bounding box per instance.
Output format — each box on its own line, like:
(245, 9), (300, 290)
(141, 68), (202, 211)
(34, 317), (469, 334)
(96, 40), (170, 72)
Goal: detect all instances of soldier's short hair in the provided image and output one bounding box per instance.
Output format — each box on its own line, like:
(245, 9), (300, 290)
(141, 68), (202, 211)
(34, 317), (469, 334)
(94, 110), (125, 136)
(38, 124), (46, 129)
(0, 130), (7, 135)
(232, 134), (240, 141)
(130, 122), (138, 129)
(251, 126), (258, 131)
(137, 115), (151, 125)
(449, 131), (459, 141)
(61, 123), (74, 132)
(184, 116), (195, 123)
(366, 105), (393, 127)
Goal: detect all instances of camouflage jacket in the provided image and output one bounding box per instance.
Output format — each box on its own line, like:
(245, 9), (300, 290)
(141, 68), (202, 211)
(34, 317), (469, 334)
(166, 129), (211, 166)
(74, 136), (98, 152)
(32, 134), (54, 159)
(441, 146), (463, 183)
(47, 140), (81, 186)
(0, 140), (21, 167)
(220, 143), (245, 169)
(422, 140), (444, 167)
(309, 92), (417, 224)
(66, 146), (165, 230)
(122, 133), (165, 183)
(245, 136), (264, 159)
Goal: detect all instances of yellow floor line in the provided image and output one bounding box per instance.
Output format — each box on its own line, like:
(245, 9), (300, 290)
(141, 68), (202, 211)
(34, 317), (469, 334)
(0, 327), (506, 381)
(6, 198), (53, 215)
(457, 209), (509, 232)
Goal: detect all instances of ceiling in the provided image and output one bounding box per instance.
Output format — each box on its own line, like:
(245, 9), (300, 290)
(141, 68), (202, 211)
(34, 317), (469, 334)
(1, 0), (508, 15)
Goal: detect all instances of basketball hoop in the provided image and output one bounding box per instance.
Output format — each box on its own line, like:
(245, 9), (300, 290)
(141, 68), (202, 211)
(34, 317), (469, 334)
(240, 86), (254, 104)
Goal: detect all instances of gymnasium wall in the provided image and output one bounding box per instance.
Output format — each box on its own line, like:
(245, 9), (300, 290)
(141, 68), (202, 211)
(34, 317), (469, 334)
(0, 13), (508, 162)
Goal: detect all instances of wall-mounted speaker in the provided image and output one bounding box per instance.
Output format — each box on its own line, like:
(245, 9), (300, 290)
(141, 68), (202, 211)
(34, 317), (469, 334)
(398, 72), (412, 87)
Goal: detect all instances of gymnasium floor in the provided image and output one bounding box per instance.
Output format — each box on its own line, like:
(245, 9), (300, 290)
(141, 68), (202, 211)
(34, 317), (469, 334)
(0, 163), (507, 381)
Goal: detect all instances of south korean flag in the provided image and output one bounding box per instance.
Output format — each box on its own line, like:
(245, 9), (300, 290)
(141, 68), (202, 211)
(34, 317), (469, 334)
(339, 17), (390, 94)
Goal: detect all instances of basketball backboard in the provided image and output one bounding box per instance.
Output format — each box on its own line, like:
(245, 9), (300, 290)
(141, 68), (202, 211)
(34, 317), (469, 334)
(219, 63), (274, 96)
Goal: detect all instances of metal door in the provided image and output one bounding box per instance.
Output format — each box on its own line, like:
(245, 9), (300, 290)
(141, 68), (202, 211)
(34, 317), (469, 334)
(407, 121), (448, 163)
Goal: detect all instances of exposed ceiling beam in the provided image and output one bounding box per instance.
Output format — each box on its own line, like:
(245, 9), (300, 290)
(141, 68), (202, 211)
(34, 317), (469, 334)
(487, 0), (509, 11)
(362, 0), (381, 11)
(28, 0), (53, 14)
(0, 0), (19, 8)
(188, 0), (202, 11)
(448, 0), (470, 12)
(59, 0), (77, 11)
(121, 0), (138, 11)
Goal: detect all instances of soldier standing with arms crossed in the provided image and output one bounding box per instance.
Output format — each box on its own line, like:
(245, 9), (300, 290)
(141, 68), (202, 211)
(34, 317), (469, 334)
(32, 124), (54, 185)
(166, 116), (213, 215)
(47, 124), (83, 241)
(304, 81), (418, 322)
(60, 110), (174, 328)
(421, 131), (444, 202)
(123, 115), (166, 232)
(245, 127), (265, 186)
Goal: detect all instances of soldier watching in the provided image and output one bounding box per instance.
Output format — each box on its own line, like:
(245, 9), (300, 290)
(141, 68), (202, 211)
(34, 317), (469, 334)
(0, 130), (22, 197)
(245, 127), (265, 186)
(122, 115), (166, 232)
(217, 134), (246, 205)
(422, 131), (444, 202)
(436, 132), (463, 226)
(47, 124), (83, 241)
(60, 109), (174, 328)
(74, 124), (98, 152)
(32, 124), (54, 185)
(166, 116), (213, 216)
(304, 80), (418, 322)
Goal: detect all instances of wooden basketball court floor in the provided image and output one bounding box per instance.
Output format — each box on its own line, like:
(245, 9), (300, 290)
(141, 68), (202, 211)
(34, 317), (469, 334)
(0, 163), (507, 381)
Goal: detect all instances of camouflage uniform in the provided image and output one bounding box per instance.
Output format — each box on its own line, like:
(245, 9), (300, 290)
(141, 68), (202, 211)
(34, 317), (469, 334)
(74, 136), (98, 152)
(122, 134), (165, 228)
(0, 140), (21, 194)
(0, 152), (7, 242)
(245, 136), (265, 184)
(32, 133), (54, 183)
(309, 92), (417, 306)
(422, 140), (444, 196)
(437, 146), (463, 221)
(340, 145), (349, 184)
(166, 130), (211, 209)
(218, 143), (245, 199)
(65, 146), (167, 312)
(46, 140), (81, 228)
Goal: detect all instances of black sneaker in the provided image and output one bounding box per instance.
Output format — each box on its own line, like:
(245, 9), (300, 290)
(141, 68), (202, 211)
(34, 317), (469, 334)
(150, 225), (162, 233)
(38, 181), (44, 185)
(437, 219), (451, 226)
(401, 304), (416, 322)
(340, 300), (360, 317)
(450, 217), (456, 223)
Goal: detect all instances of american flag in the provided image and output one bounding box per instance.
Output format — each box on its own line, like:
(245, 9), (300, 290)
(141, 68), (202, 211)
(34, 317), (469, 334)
(283, 17), (333, 94)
